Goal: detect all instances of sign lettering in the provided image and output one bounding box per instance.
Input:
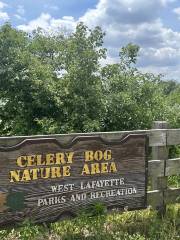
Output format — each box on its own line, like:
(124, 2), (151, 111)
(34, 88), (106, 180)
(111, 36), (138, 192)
(0, 134), (148, 225)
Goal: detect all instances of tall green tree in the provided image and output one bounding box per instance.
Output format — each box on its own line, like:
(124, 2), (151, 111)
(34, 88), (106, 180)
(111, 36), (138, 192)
(101, 44), (168, 131)
(36, 23), (106, 133)
(0, 23), (179, 136)
(0, 24), (56, 135)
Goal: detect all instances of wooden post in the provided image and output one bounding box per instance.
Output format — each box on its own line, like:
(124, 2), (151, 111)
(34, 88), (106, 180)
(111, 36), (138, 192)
(151, 121), (169, 215)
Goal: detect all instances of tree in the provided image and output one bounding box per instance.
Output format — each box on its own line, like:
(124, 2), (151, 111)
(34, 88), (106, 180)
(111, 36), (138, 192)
(165, 83), (180, 128)
(0, 24), (179, 136)
(101, 44), (169, 131)
(36, 23), (107, 133)
(0, 24), (57, 135)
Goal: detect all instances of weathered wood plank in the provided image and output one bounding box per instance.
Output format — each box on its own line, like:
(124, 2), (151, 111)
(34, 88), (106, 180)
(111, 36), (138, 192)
(148, 160), (164, 177)
(147, 190), (163, 208)
(147, 188), (180, 207)
(167, 129), (180, 145)
(166, 158), (180, 176)
(148, 158), (180, 177)
(1, 129), (179, 148)
(151, 122), (169, 191)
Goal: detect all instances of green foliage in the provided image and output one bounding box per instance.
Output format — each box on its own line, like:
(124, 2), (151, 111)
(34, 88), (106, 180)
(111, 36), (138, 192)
(49, 23), (106, 133)
(0, 205), (179, 240)
(101, 65), (167, 131)
(168, 175), (180, 188)
(0, 24), (56, 135)
(80, 202), (107, 217)
(119, 43), (140, 71)
(165, 84), (180, 128)
(0, 22), (179, 136)
(18, 220), (44, 240)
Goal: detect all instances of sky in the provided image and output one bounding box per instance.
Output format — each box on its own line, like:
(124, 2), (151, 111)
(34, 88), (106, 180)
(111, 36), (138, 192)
(0, 0), (180, 81)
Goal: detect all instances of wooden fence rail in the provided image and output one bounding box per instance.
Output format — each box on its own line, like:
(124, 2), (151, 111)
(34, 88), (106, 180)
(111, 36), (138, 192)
(0, 129), (180, 147)
(149, 158), (180, 177)
(0, 121), (179, 216)
(147, 121), (180, 213)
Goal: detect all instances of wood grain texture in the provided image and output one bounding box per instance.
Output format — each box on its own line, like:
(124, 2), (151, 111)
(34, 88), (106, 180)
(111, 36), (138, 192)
(148, 160), (164, 177)
(167, 129), (180, 145)
(147, 190), (163, 208)
(147, 188), (180, 207)
(0, 129), (179, 148)
(149, 158), (180, 177)
(0, 134), (148, 225)
(151, 121), (169, 191)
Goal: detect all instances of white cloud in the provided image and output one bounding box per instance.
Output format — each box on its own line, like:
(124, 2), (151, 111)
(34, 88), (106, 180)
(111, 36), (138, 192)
(17, 5), (25, 16)
(0, 1), (7, 9)
(0, 1), (9, 21)
(174, 7), (180, 14)
(80, 0), (180, 80)
(80, 0), (172, 26)
(14, 14), (26, 21)
(0, 11), (9, 20)
(18, 13), (77, 33)
(173, 7), (180, 20)
(17, 0), (180, 80)
(0, 11), (9, 21)
(139, 64), (180, 80)
(14, 14), (22, 20)
(139, 47), (180, 67)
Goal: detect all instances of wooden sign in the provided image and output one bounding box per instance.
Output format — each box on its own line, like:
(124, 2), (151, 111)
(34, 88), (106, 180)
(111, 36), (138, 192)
(0, 134), (148, 225)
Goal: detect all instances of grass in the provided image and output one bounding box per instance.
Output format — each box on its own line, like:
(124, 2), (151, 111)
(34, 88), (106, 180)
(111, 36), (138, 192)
(0, 204), (179, 240)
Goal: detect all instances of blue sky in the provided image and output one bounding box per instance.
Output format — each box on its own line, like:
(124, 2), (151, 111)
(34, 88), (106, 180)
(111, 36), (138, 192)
(2, 0), (98, 25)
(0, 0), (180, 81)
